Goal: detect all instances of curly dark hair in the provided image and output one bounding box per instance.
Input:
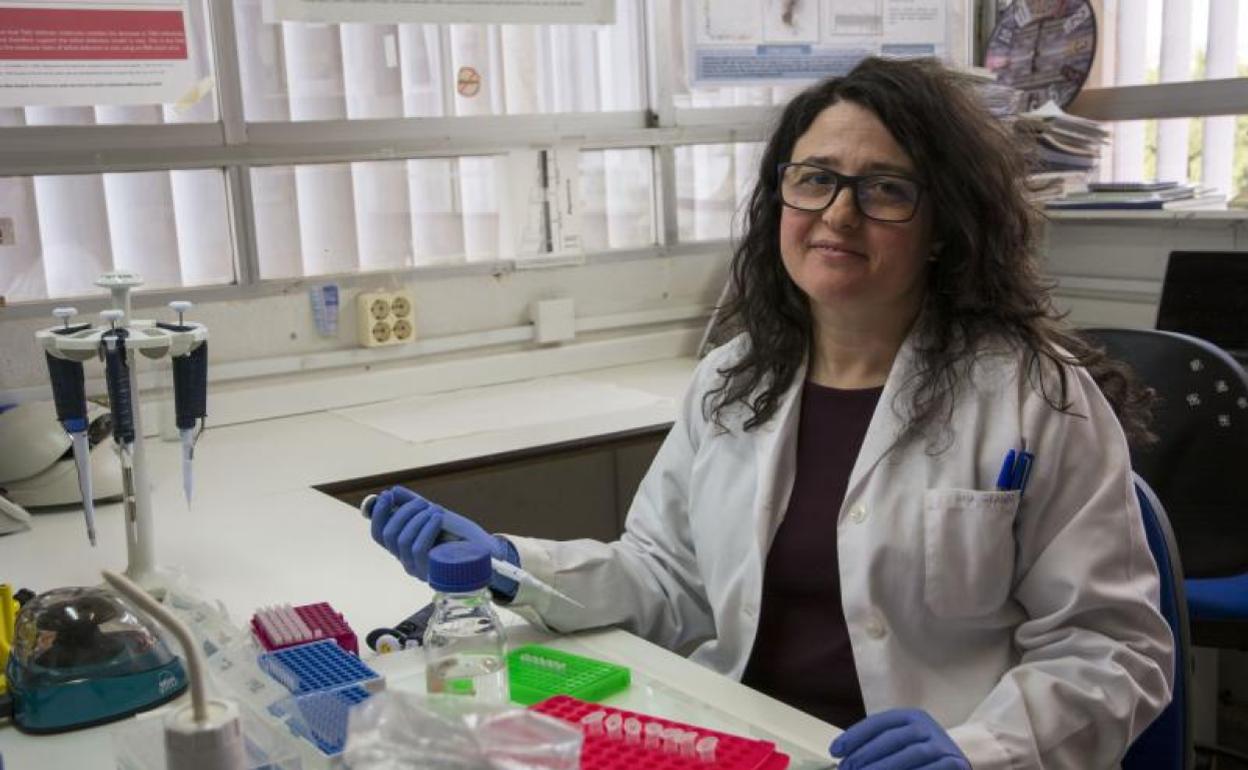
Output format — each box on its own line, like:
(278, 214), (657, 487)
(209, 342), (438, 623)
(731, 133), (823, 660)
(704, 56), (1154, 446)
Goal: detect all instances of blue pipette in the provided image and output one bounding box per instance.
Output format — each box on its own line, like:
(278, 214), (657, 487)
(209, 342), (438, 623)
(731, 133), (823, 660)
(159, 301), (207, 508)
(359, 494), (584, 608)
(100, 310), (139, 538)
(44, 307), (96, 545)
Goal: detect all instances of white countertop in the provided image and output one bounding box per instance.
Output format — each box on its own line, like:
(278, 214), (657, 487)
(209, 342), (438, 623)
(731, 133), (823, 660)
(0, 354), (841, 768)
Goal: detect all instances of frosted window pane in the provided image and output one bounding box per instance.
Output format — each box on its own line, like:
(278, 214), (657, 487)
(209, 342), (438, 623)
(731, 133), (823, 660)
(0, 170), (234, 302)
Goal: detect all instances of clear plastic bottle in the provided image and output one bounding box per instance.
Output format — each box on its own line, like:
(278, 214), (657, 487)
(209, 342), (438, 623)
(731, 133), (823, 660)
(423, 541), (509, 702)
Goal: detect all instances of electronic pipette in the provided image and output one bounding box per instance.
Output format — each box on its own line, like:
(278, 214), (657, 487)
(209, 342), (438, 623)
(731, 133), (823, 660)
(359, 494), (585, 609)
(158, 301), (208, 508)
(44, 307), (97, 545)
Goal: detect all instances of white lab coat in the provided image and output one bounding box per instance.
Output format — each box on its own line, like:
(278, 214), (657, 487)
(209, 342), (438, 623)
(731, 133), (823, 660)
(506, 326), (1174, 770)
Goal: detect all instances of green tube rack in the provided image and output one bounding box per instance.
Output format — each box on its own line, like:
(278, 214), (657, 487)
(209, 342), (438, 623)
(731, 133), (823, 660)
(507, 644), (631, 705)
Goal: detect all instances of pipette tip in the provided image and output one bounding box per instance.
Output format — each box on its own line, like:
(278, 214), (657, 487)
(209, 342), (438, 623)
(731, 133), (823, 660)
(491, 558), (585, 608)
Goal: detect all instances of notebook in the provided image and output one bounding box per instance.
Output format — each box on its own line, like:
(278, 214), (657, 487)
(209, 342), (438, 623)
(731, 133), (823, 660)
(1155, 251), (1248, 364)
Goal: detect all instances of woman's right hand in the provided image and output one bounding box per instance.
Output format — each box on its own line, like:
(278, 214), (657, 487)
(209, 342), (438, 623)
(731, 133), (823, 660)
(368, 486), (449, 580)
(367, 486), (519, 597)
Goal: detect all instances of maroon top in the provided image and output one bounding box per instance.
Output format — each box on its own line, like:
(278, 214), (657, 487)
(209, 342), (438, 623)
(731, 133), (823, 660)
(740, 380), (883, 728)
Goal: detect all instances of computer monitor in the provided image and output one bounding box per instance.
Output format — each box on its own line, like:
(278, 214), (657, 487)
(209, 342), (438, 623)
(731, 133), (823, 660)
(1155, 251), (1248, 360)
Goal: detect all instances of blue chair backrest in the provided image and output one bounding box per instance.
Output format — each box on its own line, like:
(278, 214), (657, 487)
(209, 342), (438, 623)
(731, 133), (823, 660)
(1082, 328), (1248, 579)
(1123, 474), (1192, 770)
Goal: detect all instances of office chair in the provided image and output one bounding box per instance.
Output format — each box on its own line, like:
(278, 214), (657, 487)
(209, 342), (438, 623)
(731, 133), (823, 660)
(1083, 328), (1248, 651)
(1124, 474), (1192, 770)
(1086, 328), (1248, 766)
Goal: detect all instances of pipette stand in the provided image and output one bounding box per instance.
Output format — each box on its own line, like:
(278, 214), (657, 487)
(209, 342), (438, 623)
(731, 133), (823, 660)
(35, 271), (208, 591)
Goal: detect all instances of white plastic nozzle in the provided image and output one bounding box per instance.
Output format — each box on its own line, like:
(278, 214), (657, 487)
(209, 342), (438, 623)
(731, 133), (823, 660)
(101, 309), (124, 329)
(169, 300), (193, 325)
(52, 307), (77, 325)
(489, 558), (586, 608)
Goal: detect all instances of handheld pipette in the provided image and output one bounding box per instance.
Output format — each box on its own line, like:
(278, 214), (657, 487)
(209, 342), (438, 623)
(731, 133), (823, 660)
(159, 301), (208, 508)
(101, 310), (139, 531)
(44, 307), (97, 546)
(360, 494), (585, 609)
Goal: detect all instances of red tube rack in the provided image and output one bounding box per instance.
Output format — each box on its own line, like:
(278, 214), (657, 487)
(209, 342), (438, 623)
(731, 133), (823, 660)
(530, 695), (790, 770)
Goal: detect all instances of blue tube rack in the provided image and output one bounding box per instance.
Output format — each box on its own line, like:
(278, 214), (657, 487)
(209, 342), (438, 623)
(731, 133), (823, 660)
(258, 639), (382, 756)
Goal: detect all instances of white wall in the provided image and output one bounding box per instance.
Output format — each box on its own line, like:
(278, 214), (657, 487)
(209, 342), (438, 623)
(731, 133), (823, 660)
(0, 251), (729, 398)
(1043, 215), (1248, 328)
(5, 214), (1246, 404)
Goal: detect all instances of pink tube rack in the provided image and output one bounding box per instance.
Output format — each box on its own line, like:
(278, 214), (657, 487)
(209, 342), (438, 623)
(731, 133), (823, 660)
(251, 602), (358, 655)
(530, 695), (790, 770)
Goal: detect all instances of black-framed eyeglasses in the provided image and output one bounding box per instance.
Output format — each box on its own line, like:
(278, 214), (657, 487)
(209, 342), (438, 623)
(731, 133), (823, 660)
(777, 162), (925, 223)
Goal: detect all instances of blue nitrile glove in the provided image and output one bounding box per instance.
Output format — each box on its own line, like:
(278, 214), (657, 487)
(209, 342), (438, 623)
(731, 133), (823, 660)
(369, 485), (520, 598)
(830, 709), (970, 770)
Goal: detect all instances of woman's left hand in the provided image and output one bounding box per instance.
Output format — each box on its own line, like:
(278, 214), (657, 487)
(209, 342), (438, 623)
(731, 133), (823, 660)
(830, 709), (970, 770)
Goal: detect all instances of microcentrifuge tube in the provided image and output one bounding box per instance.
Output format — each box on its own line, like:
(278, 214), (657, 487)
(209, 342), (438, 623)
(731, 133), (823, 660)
(644, 722), (664, 750)
(581, 711), (606, 736)
(662, 727), (683, 754)
(695, 735), (719, 763)
(678, 731), (697, 757)
(624, 717), (642, 745)
(604, 713), (624, 740)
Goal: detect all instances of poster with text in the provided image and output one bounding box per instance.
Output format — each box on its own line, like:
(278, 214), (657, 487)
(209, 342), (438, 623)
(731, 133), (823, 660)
(688, 0), (970, 87)
(274, 0), (615, 24)
(0, 0), (194, 107)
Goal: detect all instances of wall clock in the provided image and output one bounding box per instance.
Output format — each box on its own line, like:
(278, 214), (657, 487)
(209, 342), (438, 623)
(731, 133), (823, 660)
(984, 0), (1097, 110)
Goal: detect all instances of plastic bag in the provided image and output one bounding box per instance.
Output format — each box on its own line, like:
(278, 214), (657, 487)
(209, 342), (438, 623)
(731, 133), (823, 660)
(343, 691), (582, 770)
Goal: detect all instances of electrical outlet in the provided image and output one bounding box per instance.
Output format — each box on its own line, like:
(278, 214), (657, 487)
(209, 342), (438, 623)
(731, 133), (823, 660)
(356, 290), (416, 348)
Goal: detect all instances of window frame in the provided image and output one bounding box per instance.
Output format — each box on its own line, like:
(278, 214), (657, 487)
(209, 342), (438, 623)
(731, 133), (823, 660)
(0, 0), (991, 316)
(1, 0), (757, 316)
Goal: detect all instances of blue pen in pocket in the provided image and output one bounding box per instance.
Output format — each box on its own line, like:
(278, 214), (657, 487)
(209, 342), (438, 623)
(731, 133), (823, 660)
(995, 449), (1017, 491)
(997, 442), (1035, 495)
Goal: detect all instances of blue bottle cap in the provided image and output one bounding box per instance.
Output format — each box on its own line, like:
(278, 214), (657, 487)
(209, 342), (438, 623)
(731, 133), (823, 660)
(428, 542), (492, 593)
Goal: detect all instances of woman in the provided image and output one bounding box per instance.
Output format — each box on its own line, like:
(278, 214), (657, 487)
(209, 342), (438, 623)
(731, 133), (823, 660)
(369, 57), (1173, 769)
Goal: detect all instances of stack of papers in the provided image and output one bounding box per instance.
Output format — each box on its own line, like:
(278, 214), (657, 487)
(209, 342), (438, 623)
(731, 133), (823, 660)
(1027, 171), (1090, 203)
(1046, 181), (1228, 210)
(1016, 101), (1109, 174)
(966, 70), (1026, 119)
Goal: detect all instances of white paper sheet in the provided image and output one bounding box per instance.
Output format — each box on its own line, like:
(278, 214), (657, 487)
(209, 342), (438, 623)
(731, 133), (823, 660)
(688, 0), (966, 87)
(274, 0), (615, 25)
(0, 1), (196, 108)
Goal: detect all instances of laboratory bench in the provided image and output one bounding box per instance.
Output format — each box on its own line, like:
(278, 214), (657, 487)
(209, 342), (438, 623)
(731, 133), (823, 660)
(0, 356), (841, 768)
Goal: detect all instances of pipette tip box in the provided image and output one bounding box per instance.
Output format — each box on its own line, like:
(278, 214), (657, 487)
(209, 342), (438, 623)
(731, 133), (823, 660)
(530, 695), (790, 770)
(507, 644), (630, 705)
(258, 639), (379, 696)
(250, 601), (358, 655)
(259, 639), (383, 757)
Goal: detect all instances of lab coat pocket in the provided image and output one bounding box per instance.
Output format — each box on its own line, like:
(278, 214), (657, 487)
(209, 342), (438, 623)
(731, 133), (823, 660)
(922, 488), (1020, 618)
